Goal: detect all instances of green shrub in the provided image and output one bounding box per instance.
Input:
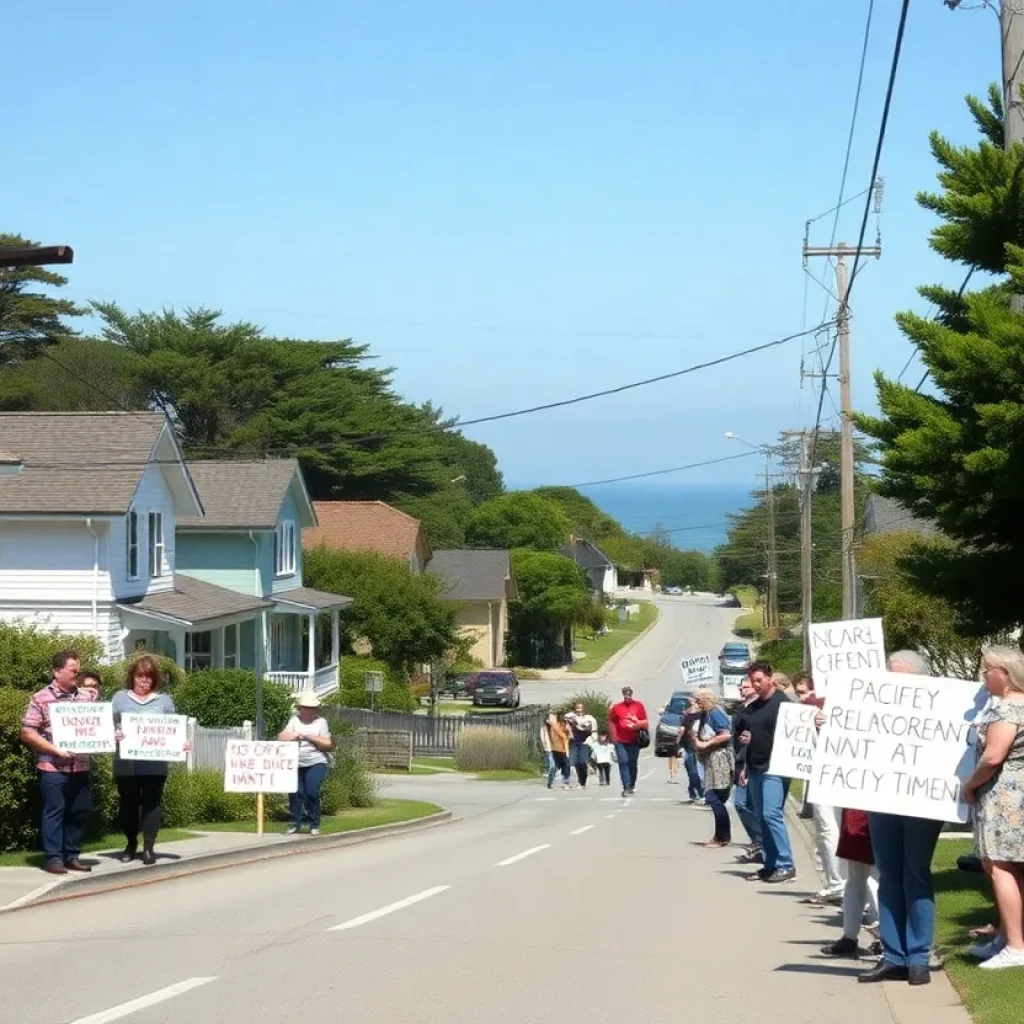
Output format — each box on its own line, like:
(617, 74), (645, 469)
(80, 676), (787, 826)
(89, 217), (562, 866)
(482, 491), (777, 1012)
(161, 768), (262, 827)
(0, 688), (38, 852)
(98, 654), (186, 698)
(86, 755), (119, 840)
(331, 657), (418, 712)
(555, 690), (612, 733)
(0, 621), (104, 692)
(173, 669), (293, 734)
(453, 726), (528, 772)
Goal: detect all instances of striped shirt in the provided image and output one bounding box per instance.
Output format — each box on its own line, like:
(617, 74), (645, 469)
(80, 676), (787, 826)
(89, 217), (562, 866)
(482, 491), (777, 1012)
(21, 682), (94, 773)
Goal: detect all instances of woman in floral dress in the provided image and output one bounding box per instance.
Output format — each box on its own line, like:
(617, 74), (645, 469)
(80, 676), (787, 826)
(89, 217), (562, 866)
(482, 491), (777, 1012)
(963, 646), (1024, 971)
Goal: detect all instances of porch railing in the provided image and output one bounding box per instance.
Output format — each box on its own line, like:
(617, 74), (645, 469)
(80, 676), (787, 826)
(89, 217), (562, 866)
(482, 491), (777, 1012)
(265, 663), (339, 695)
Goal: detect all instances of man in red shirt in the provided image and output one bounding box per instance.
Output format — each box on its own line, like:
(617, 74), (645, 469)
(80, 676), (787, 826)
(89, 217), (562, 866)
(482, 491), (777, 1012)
(608, 686), (649, 797)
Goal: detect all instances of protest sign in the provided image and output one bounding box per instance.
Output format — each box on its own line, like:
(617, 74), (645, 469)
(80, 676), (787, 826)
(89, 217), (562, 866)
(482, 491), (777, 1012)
(681, 653), (715, 687)
(50, 702), (116, 754)
(767, 703), (818, 780)
(224, 740), (299, 794)
(809, 669), (986, 823)
(119, 713), (188, 762)
(808, 617), (886, 694)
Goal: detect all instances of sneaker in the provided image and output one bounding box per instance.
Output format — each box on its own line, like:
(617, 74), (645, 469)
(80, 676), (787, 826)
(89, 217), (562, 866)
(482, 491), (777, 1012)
(765, 868), (797, 884)
(970, 934), (1006, 960)
(747, 869), (772, 882)
(821, 937), (860, 958)
(286, 826), (299, 835)
(310, 828), (321, 837)
(980, 946), (1024, 970)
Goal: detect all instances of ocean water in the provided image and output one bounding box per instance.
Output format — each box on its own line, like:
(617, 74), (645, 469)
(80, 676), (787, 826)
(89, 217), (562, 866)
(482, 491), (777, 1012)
(581, 482), (755, 553)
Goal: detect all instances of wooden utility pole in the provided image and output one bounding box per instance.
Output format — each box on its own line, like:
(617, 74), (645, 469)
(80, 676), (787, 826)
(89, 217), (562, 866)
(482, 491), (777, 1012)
(783, 431), (821, 672)
(764, 460), (779, 633)
(804, 242), (880, 619)
(1004, 1), (1024, 310)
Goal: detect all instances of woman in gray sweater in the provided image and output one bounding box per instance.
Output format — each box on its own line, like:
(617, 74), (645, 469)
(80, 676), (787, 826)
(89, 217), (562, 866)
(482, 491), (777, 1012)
(111, 656), (180, 865)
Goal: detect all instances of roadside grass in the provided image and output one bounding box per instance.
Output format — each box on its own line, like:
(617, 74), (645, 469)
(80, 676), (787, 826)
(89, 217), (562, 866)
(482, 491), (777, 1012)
(732, 585), (758, 608)
(0, 830), (196, 869)
(932, 838), (1017, 1024)
(376, 756), (457, 776)
(733, 610), (762, 638)
(568, 601), (659, 673)
(194, 799), (442, 835)
(473, 767), (543, 782)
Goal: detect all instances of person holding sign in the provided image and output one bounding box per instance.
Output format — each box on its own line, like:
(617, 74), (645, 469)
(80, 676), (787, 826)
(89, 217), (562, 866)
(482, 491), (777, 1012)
(19, 651), (98, 875)
(961, 646), (1024, 971)
(112, 656), (183, 865)
(279, 693), (333, 835)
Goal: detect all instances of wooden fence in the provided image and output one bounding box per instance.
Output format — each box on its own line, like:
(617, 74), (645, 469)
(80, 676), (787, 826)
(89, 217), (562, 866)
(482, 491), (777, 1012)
(348, 729), (414, 771)
(186, 719), (253, 771)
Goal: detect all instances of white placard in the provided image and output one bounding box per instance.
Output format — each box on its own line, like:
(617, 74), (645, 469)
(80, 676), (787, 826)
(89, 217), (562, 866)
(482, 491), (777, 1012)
(681, 653), (715, 687)
(50, 702), (116, 754)
(808, 617), (886, 694)
(120, 713), (188, 762)
(224, 740), (299, 793)
(809, 669), (987, 823)
(768, 703), (818, 780)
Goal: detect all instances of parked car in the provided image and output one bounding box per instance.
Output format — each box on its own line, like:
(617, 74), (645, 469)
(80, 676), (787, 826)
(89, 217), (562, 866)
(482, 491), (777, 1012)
(719, 642), (751, 672)
(655, 690), (696, 756)
(720, 668), (746, 703)
(664, 586), (683, 595)
(470, 670), (521, 708)
(716, 593), (742, 607)
(441, 671), (475, 700)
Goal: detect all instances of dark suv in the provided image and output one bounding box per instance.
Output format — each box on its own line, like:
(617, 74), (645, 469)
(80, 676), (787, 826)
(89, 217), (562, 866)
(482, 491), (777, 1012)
(470, 670), (521, 708)
(655, 690), (695, 756)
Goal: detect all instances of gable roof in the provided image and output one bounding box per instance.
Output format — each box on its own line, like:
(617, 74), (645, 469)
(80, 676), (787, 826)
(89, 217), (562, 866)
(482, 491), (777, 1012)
(0, 411), (201, 516)
(863, 494), (937, 538)
(559, 538), (613, 571)
(304, 501), (430, 560)
(427, 549), (516, 602)
(178, 459), (312, 530)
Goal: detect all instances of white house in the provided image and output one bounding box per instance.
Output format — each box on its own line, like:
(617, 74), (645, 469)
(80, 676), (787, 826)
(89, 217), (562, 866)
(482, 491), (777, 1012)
(559, 538), (619, 597)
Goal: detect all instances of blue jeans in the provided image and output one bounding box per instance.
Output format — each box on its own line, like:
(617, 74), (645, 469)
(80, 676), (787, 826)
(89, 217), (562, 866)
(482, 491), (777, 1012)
(615, 742), (640, 791)
(747, 770), (793, 872)
(733, 782), (762, 847)
(570, 742), (591, 786)
(547, 751), (570, 787)
(683, 748), (704, 799)
(705, 787), (732, 842)
(39, 770), (91, 864)
(288, 763), (328, 829)
(868, 812), (943, 968)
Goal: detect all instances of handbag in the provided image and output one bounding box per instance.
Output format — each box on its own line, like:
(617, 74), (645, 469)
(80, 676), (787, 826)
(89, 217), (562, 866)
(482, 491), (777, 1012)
(636, 727), (651, 750)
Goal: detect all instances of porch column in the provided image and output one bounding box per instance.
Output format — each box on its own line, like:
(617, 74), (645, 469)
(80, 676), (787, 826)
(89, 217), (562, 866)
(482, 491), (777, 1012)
(330, 608), (340, 665)
(171, 627), (186, 669)
(307, 612), (316, 677)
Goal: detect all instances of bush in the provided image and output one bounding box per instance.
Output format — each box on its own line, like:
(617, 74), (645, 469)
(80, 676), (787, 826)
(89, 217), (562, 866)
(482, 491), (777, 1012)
(174, 669), (294, 734)
(555, 690), (612, 733)
(453, 726), (529, 772)
(0, 621), (104, 692)
(0, 688), (38, 852)
(161, 768), (261, 828)
(331, 657), (418, 712)
(98, 654), (186, 698)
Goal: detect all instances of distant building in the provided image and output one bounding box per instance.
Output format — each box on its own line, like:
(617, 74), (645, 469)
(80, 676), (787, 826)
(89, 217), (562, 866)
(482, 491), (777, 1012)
(558, 538), (618, 596)
(862, 494), (937, 538)
(305, 500), (432, 572)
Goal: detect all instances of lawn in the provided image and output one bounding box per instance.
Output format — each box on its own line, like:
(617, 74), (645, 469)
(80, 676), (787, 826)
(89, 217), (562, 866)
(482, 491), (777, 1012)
(376, 756), (457, 776)
(569, 601), (659, 673)
(733, 610), (762, 638)
(194, 799), (443, 835)
(473, 767), (543, 782)
(732, 585), (758, 608)
(932, 839), (1016, 1024)
(0, 829), (196, 869)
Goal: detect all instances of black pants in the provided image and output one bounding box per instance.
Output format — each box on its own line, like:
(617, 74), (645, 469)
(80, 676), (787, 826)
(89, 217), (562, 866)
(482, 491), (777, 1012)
(116, 775), (167, 845)
(705, 787), (733, 842)
(596, 764), (611, 785)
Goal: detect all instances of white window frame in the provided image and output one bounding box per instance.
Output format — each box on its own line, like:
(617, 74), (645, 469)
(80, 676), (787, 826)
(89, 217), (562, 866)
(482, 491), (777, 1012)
(274, 519), (296, 577)
(185, 630), (212, 671)
(127, 510), (140, 579)
(223, 623), (239, 669)
(148, 511), (165, 579)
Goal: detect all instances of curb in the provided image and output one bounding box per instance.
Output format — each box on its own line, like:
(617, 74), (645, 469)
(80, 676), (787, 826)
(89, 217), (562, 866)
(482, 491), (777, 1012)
(545, 601), (663, 682)
(1, 809), (454, 915)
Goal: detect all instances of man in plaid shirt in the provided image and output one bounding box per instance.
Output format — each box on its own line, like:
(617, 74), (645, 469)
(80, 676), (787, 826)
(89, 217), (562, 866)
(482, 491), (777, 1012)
(20, 650), (98, 875)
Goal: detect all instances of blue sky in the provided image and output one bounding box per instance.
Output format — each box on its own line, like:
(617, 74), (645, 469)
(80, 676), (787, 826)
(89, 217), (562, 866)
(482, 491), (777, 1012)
(8, 1), (999, 491)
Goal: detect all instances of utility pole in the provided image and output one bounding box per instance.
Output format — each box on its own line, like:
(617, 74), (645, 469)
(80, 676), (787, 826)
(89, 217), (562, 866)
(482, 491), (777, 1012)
(764, 460), (779, 633)
(782, 431), (821, 671)
(803, 242), (880, 619)
(1004, 1), (1024, 310)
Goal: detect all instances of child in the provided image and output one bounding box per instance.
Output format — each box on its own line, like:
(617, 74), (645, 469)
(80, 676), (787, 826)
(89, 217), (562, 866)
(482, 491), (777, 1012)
(591, 731), (614, 786)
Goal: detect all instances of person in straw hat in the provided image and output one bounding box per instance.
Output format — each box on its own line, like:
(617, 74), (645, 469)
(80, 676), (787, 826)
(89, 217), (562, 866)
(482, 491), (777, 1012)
(279, 692), (334, 835)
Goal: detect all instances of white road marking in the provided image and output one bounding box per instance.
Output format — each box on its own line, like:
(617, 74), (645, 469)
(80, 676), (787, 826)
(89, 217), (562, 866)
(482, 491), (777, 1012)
(640, 769), (656, 781)
(69, 978), (216, 1024)
(569, 825), (594, 835)
(4, 877), (64, 910)
(599, 797), (620, 802)
(328, 886), (451, 931)
(645, 797), (672, 802)
(495, 844), (551, 867)
(535, 796), (556, 802)
(605, 813), (616, 819)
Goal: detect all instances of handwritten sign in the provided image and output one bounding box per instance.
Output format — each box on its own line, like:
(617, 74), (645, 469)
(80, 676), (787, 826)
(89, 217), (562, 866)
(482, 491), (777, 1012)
(50, 702), (116, 754)
(120, 713), (188, 762)
(224, 740), (298, 793)
(809, 617), (886, 694)
(809, 669), (986, 823)
(681, 653), (715, 687)
(768, 702), (818, 780)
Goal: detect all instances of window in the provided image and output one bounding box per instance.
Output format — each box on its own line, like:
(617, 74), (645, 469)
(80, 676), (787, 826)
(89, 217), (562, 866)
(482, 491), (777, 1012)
(223, 623), (238, 669)
(148, 511), (165, 579)
(271, 617), (289, 670)
(274, 520), (296, 577)
(185, 630), (212, 671)
(127, 510), (139, 579)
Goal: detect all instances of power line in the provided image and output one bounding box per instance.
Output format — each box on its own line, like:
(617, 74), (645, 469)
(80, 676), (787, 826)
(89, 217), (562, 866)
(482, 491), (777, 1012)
(566, 452), (760, 489)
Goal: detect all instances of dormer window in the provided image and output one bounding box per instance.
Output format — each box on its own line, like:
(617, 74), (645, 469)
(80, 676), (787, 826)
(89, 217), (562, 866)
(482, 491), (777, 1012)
(274, 519), (296, 577)
(127, 510), (140, 579)
(148, 511), (165, 578)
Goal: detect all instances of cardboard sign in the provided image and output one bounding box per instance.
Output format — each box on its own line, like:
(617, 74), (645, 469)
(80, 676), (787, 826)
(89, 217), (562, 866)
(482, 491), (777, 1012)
(224, 740), (299, 793)
(119, 713), (188, 762)
(768, 702), (818, 780)
(50, 702), (116, 754)
(808, 617), (886, 694)
(809, 669), (987, 823)
(681, 653), (715, 687)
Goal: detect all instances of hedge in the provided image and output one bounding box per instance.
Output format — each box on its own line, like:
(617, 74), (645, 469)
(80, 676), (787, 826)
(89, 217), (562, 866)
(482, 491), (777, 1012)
(330, 658), (418, 712)
(173, 669), (294, 734)
(0, 622), (104, 692)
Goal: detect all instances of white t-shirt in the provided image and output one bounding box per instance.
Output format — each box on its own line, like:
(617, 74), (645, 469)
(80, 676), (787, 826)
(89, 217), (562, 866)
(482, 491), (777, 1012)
(591, 741), (614, 764)
(286, 715), (331, 767)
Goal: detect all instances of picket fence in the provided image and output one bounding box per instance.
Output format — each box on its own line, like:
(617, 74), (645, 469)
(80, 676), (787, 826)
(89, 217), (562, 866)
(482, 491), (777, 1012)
(186, 719), (253, 772)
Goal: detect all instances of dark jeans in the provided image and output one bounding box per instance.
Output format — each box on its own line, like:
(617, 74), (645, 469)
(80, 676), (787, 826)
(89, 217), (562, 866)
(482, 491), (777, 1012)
(570, 743), (590, 787)
(548, 751), (571, 786)
(39, 770), (91, 865)
(289, 763), (329, 829)
(614, 742), (640, 791)
(683, 748), (705, 800)
(705, 787), (733, 842)
(868, 812), (943, 968)
(596, 763), (611, 785)
(116, 775), (167, 846)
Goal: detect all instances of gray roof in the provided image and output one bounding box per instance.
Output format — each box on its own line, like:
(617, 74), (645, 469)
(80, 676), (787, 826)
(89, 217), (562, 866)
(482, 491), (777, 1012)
(559, 539), (613, 571)
(427, 549), (516, 602)
(863, 494), (937, 538)
(0, 412), (188, 515)
(274, 586), (352, 611)
(118, 574), (272, 627)
(178, 459), (305, 530)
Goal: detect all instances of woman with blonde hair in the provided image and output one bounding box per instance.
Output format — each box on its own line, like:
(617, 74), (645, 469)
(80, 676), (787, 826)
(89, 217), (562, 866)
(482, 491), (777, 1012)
(692, 689), (735, 847)
(962, 646), (1024, 970)
(773, 673), (795, 699)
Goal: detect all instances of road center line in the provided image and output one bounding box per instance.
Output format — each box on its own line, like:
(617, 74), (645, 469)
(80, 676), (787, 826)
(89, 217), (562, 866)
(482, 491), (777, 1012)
(605, 813), (616, 819)
(328, 886), (451, 931)
(569, 825), (594, 835)
(495, 844), (551, 867)
(640, 769), (656, 781)
(69, 978), (216, 1024)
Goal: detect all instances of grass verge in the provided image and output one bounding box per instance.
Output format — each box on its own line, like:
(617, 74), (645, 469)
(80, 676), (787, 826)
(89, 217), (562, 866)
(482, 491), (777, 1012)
(473, 768), (543, 782)
(0, 830), (196, 868)
(569, 601), (659, 673)
(194, 799), (443, 835)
